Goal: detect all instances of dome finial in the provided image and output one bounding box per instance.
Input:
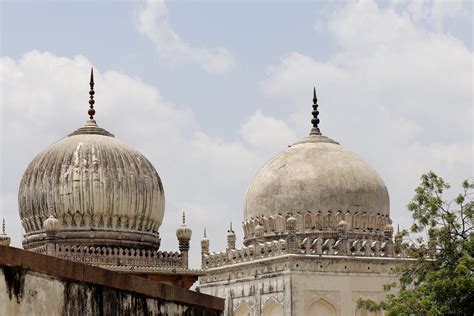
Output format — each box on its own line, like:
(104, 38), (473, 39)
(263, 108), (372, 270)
(310, 86), (321, 136)
(88, 68), (96, 120)
(182, 211), (186, 225)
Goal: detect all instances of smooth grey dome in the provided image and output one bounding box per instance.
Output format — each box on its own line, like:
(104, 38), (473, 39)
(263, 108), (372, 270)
(19, 121), (165, 249)
(245, 134), (389, 221)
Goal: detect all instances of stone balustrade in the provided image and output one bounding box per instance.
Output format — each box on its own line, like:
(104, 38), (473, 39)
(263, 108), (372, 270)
(50, 244), (183, 268)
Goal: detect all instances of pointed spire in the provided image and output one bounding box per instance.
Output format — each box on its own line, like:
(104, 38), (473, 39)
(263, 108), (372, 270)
(397, 224), (400, 233)
(203, 227), (207, 238)
(310, 86), (321, 136)
(182, 211), (186, 225)
(2, 218), (5, 234)
(88, 68), (96, 120)
(230, 221), (233, 231)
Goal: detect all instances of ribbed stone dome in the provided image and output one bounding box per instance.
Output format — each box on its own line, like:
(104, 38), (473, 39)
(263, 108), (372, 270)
(245, 134), (390, 220)
(19, 121), (165, 250)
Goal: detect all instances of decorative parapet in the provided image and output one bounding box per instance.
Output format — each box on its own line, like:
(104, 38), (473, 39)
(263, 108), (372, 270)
(39, 244), (184, 269)
(202, 236), (413, 269)
(242, 211), (391, 243)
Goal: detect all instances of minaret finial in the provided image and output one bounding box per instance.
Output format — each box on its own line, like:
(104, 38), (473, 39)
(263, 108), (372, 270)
(2, 218), (5, 234)
(182, 211), (186, 225)
(204, 228), (207, 238)
(310, 86), (321, 135)
(88, 68), (96, 120)
(230, 221), (233, 231)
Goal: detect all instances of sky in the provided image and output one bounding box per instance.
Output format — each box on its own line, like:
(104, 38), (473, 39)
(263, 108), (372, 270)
(0, 0), (472, 268)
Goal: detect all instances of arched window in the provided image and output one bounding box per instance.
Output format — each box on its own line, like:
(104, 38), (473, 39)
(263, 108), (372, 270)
(263, 298), (284, 316)
(235, 302), (252, 316)
(306, 298), (337, 316)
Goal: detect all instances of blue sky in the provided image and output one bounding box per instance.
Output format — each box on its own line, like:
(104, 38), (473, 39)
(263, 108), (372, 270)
(1, 0), (472, 267)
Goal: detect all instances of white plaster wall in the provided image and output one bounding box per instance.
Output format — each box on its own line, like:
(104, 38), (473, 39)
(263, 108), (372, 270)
(201, 257), (395, 316)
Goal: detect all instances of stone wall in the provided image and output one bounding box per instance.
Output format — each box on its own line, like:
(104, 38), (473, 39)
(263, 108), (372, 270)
(0, 245), (224, 315)
(200, 254), (404, 315)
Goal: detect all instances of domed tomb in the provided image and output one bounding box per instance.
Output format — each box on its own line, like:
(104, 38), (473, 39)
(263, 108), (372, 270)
(243, 89), (390, 244)
(19, 72), (164, 251)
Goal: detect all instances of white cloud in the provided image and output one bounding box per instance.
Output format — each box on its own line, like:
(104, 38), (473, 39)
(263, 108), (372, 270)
(261, 0), (473, 231)
(0, 51), (256, 267)
(137, 0), (236, 74)
(240, 110), (298, 151)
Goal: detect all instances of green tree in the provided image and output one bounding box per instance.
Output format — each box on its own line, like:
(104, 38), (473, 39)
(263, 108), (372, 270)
(358, 171), (473, 315)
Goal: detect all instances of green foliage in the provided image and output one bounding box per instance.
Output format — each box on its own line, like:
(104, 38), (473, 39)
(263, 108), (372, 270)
(358, 171), (474, 315)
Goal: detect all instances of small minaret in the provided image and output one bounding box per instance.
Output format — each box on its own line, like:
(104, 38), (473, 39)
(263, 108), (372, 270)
(337, 220), (349, 255)
(201, 228), (210, 255)
(383, 222), (394, 257)
(227, 222), (236, 250)
(0, 219), (11, 247)
(394, 224), (403, 255)
(176, 211), (192, 268)
(286, 215), (299, 253)
(201, 228), (210, 268)
(43, 214), (61, 256)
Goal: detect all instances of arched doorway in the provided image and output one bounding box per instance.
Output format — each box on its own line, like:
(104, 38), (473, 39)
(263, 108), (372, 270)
(263, 298), (284, 316)
(306, 298), (337, 316)
(234, 302), (252, 316)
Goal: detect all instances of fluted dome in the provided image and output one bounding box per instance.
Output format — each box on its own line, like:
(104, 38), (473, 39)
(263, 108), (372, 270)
(245, 133), (389, 220)
(19, 120), (165, 250)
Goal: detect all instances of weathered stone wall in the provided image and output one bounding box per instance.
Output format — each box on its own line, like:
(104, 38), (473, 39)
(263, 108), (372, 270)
(0, 246), (224, 316)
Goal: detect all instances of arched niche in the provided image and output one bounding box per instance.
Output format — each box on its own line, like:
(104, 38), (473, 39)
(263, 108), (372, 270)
(263, 298), (284, 316)
(306, 298), (337, 316)
(235, 302), (252, 316)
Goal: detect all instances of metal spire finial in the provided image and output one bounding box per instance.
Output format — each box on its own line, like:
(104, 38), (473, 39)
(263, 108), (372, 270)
(310, 86), (321, 135)
(88, 68), (96, 120)
(397, 224), (400, 233)
(203, 228), (207, 238)
(182, 211), (186, 225)
(2, 218), (5, 234)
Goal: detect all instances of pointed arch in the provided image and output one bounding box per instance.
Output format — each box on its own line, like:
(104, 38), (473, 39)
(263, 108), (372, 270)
(263, 297), (283, 316)
(304, 213), (313, 230)
(306, 297), (337, 316)
(235, 301), (252, 316)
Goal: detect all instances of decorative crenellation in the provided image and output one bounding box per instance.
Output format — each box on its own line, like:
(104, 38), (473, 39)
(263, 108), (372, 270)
(242, 211), (390, 241)
(203, 235), (415, 269)
(33, 244), (183, 268)
(203, 239), (288, 269)
(22, 213), (161, 234)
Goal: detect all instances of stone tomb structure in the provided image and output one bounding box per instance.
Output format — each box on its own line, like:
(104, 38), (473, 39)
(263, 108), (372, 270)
(199, 90), (409, 315)
(17, 70), (199, 288)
